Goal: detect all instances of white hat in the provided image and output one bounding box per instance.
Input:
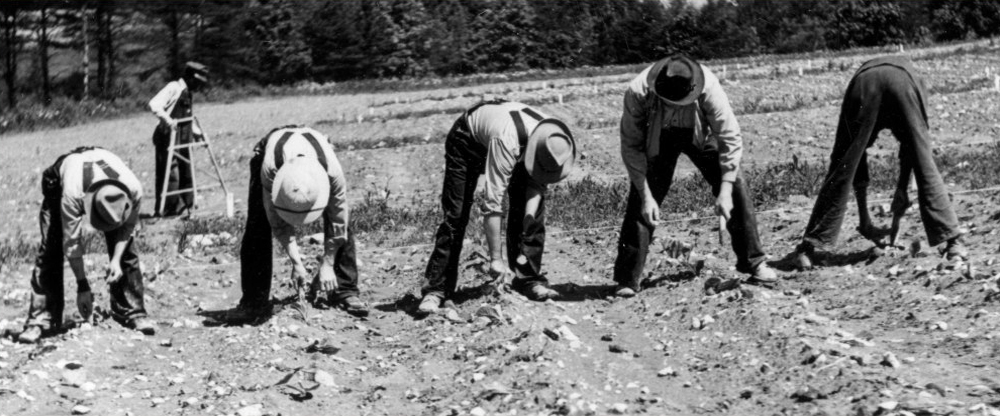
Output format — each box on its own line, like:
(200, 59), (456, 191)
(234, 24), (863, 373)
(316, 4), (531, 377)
(272, 157), (329, 225)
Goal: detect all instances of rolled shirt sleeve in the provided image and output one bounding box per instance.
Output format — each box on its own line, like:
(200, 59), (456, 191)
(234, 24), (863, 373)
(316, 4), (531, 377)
(699, 67), (743, 183)
(620, 72), (652, 191)
(61, 196), (87, 259)
(481, 135), (518, 216)
(263, 190), (297, 246)
(149, 81), (182, 120)
(324, 153), (349, 251)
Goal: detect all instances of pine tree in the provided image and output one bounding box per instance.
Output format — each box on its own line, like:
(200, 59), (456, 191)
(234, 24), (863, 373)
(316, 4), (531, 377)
(422, 0), (474, 75)
(697, 0), (760, 59)
(385, 0), (433, 77)
(468, 0), (539, 72)
(528, 0), (596, 69)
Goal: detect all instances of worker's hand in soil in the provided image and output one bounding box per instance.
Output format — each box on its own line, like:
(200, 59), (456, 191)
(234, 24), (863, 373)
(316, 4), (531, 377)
(105, 262), (124, 284)
(715, 182), (734, 221)
(488, 259), (513, 283)
(888, 214), (904, 248)
(641, 195), (660, 226)
(317, 262), (338, 293)
(857, 223), (891, 246)
(891, 186), (911, 217)
(292, 264), (310, 295)
(77, 291), (94, 323)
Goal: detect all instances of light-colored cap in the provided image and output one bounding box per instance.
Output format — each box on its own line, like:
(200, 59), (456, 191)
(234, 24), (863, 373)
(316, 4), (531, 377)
(272, 157), (329, 225)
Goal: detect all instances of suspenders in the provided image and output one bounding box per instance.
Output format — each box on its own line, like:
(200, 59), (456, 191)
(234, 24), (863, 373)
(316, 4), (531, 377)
(465, 101), (547, 150)
(273, 130), (330, 170)
(82, 160), (120, 191)
(509, 107), (545, 148)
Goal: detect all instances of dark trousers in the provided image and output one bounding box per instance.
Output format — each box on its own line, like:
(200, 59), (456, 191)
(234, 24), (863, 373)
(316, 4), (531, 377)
(613, 129), (765, 290)
(238, 138), (360, 309)
(27, 157), (147, 330)
(423, 116), (547, 298)
(801, 66), (960, 249)
(153, 124), (194, 216)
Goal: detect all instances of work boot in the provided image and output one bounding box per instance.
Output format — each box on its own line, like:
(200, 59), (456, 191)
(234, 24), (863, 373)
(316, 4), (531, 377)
(792, 246), (814, 271)
(127, 317), (157, 336)
(17, 326), (43, 344)
(944, 237), (968, 261)
(523, 284), (559, 301)
(225, 304), (273, 324)
(337, 296), (369, 317)
(750, 263), (778, 283)
(417, 293), (442, 316)
(614, 286), (637, 298)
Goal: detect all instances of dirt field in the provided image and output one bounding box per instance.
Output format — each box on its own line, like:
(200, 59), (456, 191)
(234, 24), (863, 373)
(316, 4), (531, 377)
(2, 44), (1000, 416)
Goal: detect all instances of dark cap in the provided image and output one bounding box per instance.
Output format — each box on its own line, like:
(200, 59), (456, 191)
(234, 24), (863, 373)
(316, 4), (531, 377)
(647, 54), (704, 106)
(185, 61), (209, 83)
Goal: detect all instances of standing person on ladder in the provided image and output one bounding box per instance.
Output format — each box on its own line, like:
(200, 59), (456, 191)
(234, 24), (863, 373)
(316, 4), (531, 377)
(148, 61), (208, 217)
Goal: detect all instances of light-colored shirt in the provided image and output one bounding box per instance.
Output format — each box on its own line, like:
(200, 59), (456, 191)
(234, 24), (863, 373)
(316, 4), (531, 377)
(260, 126), (348, 250)
(59, 149), (142, 258)
(620, 64), (743, 190)
(466, 102), (548, 215)
(148, 78), (187, 121)
(148, 78), (202, 134)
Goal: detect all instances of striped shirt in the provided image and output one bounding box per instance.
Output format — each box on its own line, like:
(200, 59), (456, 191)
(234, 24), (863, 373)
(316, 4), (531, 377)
(261, 126), (348, 248)
(466, 102), (549, 215)
(59, 149), (142, 258)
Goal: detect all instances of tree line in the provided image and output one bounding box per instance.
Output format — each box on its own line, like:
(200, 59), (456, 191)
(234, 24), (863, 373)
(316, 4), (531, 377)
(1, 0), (999, 112)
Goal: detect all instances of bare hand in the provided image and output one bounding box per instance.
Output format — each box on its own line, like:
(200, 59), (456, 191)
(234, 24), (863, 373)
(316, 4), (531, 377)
(858, 223), (891, 246)
(77, 291), (94, 322)
(888, 215), (904, 247)
(105, 263), (124, 284)
(165, 118), (178, 129)
(890, 187), (910, 216)
(715, 193), (734, 221)
(317, 263), (337, 293)
(487, 259), (513, 283)
(641, 196), (660, 226)
(291, 264), (310, 296)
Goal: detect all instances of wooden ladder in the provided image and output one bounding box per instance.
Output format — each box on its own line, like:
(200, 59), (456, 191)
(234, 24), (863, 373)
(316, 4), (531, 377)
(158, 116), (233, 217)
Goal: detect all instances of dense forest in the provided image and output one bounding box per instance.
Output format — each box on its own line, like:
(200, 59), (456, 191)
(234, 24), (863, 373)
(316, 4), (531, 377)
(1, 0), (999, 123)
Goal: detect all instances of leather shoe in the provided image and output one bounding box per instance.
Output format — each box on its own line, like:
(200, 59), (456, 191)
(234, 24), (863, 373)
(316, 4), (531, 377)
(337, 296), (369, 317)
(128, 318), (156, 335)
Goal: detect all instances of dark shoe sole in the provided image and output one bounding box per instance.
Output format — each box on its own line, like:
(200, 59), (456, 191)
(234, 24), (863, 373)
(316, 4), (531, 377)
(342, 306), (370, 317)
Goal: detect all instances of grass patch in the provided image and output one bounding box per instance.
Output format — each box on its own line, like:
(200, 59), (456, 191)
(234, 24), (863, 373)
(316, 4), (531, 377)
(3, 143), (996, 266)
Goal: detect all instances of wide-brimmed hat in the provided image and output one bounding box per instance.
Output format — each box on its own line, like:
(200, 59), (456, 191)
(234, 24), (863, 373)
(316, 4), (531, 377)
(272, 157), (329, 225)
(84, 180), (133, 232)
(185, 61), (209, 84)
(647, 54), (704, 106)
(524, 119), (575, 185)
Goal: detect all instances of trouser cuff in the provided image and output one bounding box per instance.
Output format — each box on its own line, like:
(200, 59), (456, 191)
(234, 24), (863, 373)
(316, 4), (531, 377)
(736, 257), (766, 275)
